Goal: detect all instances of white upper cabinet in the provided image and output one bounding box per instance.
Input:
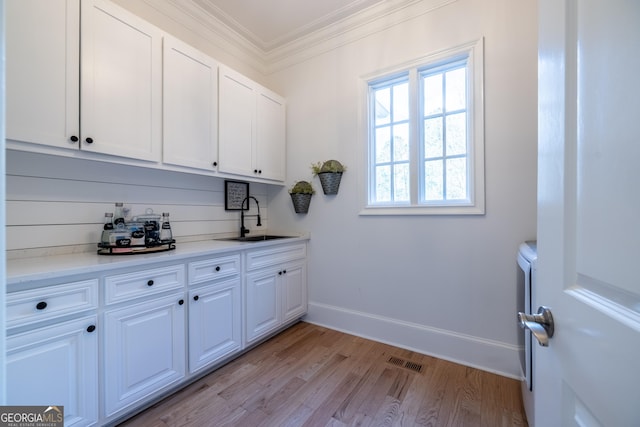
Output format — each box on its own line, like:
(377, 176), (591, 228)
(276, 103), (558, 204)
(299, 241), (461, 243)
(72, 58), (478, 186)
(218, 66), (255, 177)
(80, 0), (162, 162)
(257, 90), (287, 182)
(6, 0), (80, 149)
(219, 65), (286, 183)
(6, 0), (285, 178)
(6, 0), (162, 162)
(163, 36), (219, 171)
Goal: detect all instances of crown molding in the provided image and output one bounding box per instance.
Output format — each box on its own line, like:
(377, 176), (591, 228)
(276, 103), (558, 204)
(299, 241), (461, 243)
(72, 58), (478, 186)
(265, 0), (458, 73)
(191, 0), (389, 53)
(141, 0), (268, 73)
(141, 0), (458, 75)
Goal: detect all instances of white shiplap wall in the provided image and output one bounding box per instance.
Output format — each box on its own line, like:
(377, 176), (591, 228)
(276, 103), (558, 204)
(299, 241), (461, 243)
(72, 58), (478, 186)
(6, 149), (267, 257)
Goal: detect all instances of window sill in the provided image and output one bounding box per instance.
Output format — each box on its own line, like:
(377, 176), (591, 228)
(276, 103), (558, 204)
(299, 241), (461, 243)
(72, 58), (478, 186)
(359, 204), (485, 216)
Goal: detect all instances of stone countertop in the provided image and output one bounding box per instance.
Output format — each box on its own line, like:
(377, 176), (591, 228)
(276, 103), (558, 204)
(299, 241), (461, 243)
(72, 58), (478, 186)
(7, 234), (309, 288)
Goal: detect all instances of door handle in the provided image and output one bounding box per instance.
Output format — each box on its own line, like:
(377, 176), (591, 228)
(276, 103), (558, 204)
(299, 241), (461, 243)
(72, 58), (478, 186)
(518, 306), (555, 347)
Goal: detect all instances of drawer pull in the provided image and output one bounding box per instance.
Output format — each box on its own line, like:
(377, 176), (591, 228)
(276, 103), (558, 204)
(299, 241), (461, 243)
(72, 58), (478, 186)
(87, 325), (96, 333)
(147, 280), (154, 287)
(215, 266), (221, 272)
(36, 301), (47, 310)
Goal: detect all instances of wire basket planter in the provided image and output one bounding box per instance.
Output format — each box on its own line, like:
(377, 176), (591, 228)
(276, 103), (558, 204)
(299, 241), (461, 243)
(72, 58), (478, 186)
(318, 172), (343, 195)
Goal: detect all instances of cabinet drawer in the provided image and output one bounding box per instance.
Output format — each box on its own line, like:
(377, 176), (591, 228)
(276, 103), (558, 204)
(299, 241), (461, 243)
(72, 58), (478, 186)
(7, 279), (99, 329)
(105, 264), (185, 305)
(245, 242), (306, 271)
(189, 254), (241, 285)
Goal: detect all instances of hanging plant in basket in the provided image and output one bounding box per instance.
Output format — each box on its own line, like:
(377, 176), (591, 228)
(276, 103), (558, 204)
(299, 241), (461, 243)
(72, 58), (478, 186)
(311, 159), (346, 195)
(289, 180), (315, 214)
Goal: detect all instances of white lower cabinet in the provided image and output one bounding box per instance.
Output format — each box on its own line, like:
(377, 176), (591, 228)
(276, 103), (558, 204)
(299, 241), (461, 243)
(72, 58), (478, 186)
(6, 241), (307, 426)
(103, 292), (186, 417)
(7, 315), (99, 427)
(103, 264), (187, 419)
(188, 278), (242, 373)
(6, 278), (99, 427)
(281, 261), (307, 323)
(245, 268), (280, 343)
(245, 243), (307, 345)
(187, 254), (242, 373)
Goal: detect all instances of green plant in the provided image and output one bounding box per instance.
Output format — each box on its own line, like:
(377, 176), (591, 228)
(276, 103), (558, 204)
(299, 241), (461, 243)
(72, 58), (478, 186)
(289, 180), (315, 195)
(311, 159), (346, 176)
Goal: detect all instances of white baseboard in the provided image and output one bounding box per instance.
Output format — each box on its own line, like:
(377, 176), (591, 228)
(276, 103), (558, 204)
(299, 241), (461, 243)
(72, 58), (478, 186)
(304, 302), (523, 380)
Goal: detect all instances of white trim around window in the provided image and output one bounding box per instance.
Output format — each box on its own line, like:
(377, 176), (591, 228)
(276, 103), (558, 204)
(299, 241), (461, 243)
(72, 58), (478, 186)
(359, 38), (485, 216)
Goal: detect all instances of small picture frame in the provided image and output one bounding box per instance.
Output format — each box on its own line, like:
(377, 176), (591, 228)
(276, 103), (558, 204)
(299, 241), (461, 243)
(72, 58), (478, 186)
(225, 180), (250, 210)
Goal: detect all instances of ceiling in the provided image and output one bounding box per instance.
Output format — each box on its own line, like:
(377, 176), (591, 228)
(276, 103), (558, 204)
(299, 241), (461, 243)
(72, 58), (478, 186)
(189, 0), (386, 52)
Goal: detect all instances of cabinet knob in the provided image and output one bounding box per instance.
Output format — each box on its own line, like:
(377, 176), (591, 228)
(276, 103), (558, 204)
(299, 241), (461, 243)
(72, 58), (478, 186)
(283, 270), (287, 274)
(147, 280), (154, 286)
(254, 169), (258, 174)
(215, 266), (221, 272)
(70, 135), (79, 142)
(36, 301), (47, 310)
(258, 170), (262, 174)
(213, 161), (218, 167)
(87, 325), (96, 333)
(178, 299), (184, 305)
(85, 137), (94, 144)
(278, 271), (283, 276)
(193, 295), (199, 301)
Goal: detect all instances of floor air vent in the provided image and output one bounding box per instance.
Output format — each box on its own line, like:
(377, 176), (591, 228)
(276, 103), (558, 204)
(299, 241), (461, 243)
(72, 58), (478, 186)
(387, 356), (424, 373)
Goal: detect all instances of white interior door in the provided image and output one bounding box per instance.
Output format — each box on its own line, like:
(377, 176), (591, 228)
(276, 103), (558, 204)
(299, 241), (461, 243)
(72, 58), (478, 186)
(536, 1), (640, 426)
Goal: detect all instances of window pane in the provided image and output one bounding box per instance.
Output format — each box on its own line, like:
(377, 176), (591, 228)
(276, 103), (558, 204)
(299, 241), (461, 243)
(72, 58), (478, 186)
(394, 163), (410, 201)
(393, 82), (409, 122)
(374, 87), (391, 126)
(445, 67), (466, 112)
(446, 112), (467, 155)
(375, 165), (391, 202)
(446, 157), (467, 200)
(367, 50), (480, 211)
(375, 126), (391, 163)
(393, 123), (409, 161)
(424, 117), (443, 158)
(423, 74), (442, 115)
(425, 160), (443, 201)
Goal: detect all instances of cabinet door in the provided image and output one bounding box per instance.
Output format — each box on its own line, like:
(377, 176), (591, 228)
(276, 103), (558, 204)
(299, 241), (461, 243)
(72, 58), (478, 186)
(7, 316), (98, 427)
(256, 89), (286, 181)
(218, 65), (256, 177)
(103, 294), (186, 417)
(188, 278), (242, 373)
(281, 260), (308, 323)
(81, 0), (162, 162)
(163, 35), (219, 171)
(245, 269), (280, 344)
(6, 0), (80, 149)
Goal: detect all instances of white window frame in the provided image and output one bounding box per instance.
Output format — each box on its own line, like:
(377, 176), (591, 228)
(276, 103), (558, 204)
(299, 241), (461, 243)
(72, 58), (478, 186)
(359, 38), (485, 216)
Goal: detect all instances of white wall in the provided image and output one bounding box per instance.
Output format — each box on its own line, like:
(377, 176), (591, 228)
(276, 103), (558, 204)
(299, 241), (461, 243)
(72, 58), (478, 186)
(267, 0), (538, 377)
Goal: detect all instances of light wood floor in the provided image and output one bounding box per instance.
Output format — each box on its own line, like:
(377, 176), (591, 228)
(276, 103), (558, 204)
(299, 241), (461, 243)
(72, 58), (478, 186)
(119, 322), (528, 427)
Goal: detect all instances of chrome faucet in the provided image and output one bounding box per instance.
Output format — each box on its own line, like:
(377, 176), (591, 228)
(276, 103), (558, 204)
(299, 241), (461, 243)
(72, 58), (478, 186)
(240, 196), (262, 237)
